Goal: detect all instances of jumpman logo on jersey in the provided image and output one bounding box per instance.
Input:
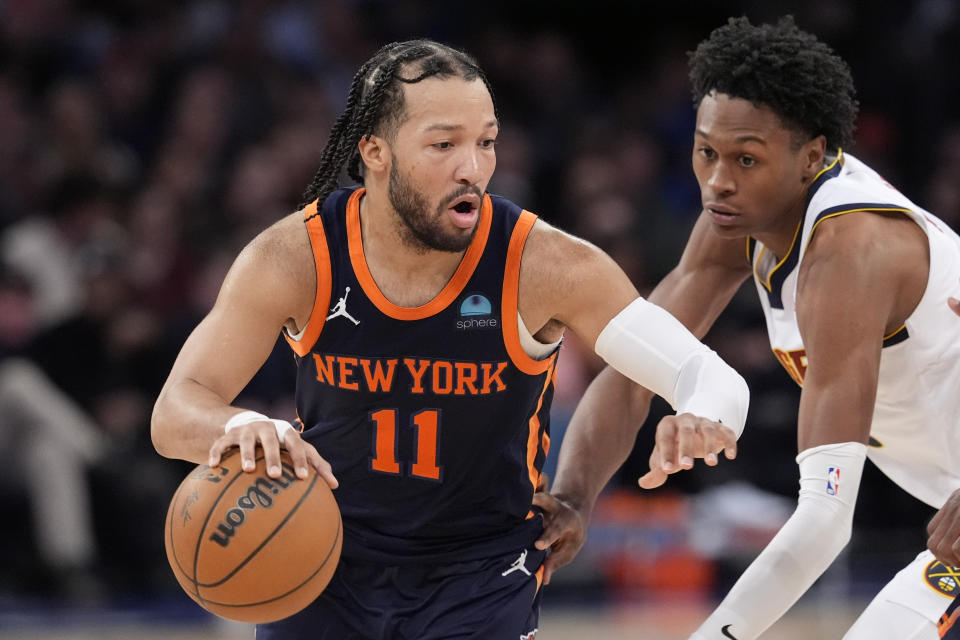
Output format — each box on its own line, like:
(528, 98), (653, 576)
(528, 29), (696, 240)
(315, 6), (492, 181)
(501, 549), (532, 577)
(326, 287), (360, 325)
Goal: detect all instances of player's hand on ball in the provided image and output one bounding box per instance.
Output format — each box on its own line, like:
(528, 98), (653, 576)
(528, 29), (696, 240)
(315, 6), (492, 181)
(927, 488), (960, 567)
(209, 421), (338, 489)
(532, 490), (587, 585)
(638, 413), (737, 489)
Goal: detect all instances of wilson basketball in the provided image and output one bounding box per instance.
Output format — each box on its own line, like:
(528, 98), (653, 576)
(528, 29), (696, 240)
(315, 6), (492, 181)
(164, 448), (342, 623)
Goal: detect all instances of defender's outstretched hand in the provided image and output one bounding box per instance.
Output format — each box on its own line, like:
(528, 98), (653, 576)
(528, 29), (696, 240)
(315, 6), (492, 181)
(532, 489), (587, 585)
(638, 413), (737, 489)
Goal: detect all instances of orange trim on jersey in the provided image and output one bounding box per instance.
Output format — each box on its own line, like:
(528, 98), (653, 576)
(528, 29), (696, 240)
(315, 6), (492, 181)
(346, 188), (493, 320)
(503, 211), (556, 375)
(525, 356), (557, 505)
(284, 199), (332, 357)
(534, 564), (545, 595)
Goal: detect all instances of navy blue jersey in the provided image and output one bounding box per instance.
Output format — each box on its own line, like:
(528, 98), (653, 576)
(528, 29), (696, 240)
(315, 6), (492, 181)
(284, 187), (558, 565)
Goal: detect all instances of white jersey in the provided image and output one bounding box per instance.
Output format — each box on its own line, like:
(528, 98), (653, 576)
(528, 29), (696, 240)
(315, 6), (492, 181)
(752, 151), (960, 508)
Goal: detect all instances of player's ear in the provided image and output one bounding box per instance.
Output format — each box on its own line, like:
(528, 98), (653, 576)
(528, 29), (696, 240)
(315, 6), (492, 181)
(358, 134), (390, 175)
(801, 135), (827, 179)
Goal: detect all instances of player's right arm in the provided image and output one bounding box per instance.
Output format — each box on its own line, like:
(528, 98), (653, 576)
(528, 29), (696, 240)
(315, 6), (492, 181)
(535, 213), (751, 579)
(151, 214), (337, 487)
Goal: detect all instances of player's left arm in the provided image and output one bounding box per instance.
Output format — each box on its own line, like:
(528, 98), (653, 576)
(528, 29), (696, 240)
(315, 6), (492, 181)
(690, 212), (921, 640)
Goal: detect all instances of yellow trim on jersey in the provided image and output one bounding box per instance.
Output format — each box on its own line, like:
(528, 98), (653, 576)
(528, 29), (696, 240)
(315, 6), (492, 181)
(754, 154), (844, 291)
(812, 148), (844, 184)
(883, 324), (907, 341)
(806, 207), (913, 252)
(745, 237), (752, 264)
(756, 222), (801, 292)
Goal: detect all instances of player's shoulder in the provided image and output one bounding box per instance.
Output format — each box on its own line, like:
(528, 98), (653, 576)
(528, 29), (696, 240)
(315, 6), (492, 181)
(522, 217), (606, 275)
(233, 210), (315, 294)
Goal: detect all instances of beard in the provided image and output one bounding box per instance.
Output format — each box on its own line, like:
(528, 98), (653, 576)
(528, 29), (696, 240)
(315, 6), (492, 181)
(388, 161), (481, 253)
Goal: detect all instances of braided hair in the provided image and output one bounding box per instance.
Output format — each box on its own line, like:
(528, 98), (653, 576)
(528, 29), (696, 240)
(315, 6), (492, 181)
(688, 16), (858, 151)
(299, 40), (498, 211)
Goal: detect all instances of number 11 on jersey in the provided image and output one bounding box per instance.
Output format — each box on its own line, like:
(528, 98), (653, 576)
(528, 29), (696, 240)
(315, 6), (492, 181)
(369, 408), (442, 481)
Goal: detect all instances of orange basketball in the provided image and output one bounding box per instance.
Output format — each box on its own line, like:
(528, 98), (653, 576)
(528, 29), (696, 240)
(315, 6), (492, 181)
(164, 448), (342, 623)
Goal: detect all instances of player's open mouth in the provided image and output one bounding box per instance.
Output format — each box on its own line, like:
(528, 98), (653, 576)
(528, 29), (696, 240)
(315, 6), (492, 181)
(448, 197), (479, 229)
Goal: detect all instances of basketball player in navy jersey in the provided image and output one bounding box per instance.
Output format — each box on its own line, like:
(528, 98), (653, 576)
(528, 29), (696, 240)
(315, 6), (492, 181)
(536, 16), (960, 640)
(151, 40), (748, 639)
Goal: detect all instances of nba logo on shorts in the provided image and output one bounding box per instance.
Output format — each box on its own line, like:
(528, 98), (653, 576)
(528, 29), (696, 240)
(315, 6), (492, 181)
(826, 467), (840, 496)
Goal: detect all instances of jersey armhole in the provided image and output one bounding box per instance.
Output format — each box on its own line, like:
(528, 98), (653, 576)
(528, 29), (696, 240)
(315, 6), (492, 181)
(284, 200), (332, 357)
(502, 211), (558, 375)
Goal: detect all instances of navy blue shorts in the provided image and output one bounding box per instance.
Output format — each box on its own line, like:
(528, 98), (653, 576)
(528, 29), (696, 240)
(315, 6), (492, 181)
(942, 593), (960, 638)
(256, 544), (546, 640)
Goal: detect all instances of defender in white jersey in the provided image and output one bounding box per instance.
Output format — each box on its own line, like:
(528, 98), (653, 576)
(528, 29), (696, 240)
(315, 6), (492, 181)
(534, 16), (960, 640)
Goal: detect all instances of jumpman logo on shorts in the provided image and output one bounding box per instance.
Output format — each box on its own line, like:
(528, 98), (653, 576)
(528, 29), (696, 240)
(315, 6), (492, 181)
(326, 287), (360, 325)
(501, 549), (532, 577)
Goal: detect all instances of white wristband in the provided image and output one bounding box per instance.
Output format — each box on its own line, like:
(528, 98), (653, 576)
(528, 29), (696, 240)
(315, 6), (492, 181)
(224, 410), (296, 442)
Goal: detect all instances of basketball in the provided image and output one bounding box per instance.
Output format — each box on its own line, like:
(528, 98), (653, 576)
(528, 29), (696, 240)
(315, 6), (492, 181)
(164, 448), (342, 623)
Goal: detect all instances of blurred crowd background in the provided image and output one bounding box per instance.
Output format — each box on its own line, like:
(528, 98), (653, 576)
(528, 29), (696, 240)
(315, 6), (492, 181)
(1, 0), (959, 625)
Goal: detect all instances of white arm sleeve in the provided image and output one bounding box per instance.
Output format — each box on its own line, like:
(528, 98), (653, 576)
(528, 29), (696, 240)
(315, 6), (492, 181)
(594, 297), (749, 437)
(690, 441), (868, 640)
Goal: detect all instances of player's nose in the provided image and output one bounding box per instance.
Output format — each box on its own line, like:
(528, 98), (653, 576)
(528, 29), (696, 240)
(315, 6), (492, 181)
(706, 161), (736, 195)
(454, 148), (483, 185)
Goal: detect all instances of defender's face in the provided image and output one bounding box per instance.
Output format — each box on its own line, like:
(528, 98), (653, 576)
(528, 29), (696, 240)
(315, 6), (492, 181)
(387, 77), (498, 252)
(692, 92), (814, 241)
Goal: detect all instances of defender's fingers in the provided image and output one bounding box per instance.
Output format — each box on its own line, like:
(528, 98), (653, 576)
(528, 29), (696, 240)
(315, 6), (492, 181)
(698, 421), (720, 466)
(638, 468), (668, 490)
(674, 414), (699, 469)
(654, 419), (679, 472)
(928, 508), (945, 536)
(720, 425), (738, 459)
(532, 493), (561, 550)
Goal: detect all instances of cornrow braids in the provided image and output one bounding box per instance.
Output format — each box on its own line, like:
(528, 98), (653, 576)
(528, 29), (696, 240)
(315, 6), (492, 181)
(299, 40), (497, 212)
(688, 16), (858, 151)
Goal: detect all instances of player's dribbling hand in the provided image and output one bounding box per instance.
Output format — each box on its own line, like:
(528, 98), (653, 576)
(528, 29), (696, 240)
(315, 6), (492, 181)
(208, 422), (338, 489)
(637, 413), (737, 489)
(532, 489), (587, 585)
(927, 488), (960, 568)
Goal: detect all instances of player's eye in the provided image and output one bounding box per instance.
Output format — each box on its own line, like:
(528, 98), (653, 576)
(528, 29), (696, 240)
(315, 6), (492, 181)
(480, 139), (497, 148)
(433, 141), (452, 150)
(739, 155), (756, 167)
(698, 147), (716, 160)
